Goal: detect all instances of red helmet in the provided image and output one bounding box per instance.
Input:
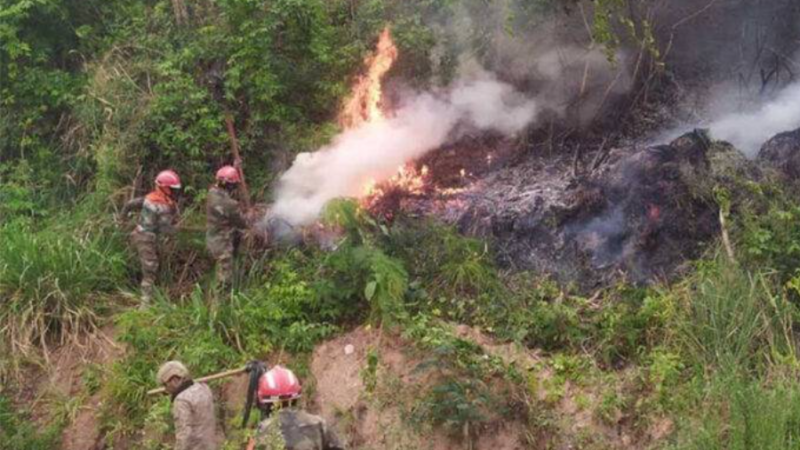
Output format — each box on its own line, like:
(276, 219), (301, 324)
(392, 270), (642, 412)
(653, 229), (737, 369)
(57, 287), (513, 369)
(216, 165), (241, 184)
(257, 366), (301, 404)
(155, 170), (181, 189)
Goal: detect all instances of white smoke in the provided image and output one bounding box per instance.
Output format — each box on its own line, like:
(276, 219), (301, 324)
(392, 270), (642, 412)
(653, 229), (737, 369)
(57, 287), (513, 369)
(271, 71), (538, 226)
(433, 1), (632, 127)
(708, 81), (800, 157)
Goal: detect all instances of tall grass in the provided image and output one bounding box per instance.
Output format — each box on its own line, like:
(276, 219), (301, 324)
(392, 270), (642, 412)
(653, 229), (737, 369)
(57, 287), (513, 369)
(107, 256), (338, 425)
(671, 378), (800, 450)
(0, 218), (128, 357)
(669, 255), (800, 449)
(678, 258), (796, 376)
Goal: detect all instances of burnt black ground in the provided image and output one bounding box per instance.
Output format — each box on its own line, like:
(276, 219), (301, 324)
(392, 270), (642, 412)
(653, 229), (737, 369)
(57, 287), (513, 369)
(397, 130), (763, 288)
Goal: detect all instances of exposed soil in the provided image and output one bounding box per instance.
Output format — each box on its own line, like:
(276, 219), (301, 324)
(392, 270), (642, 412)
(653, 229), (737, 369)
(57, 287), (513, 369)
(309, 326), (532, 450)
(306, 325), (674, 450)
(13, 321), (673, 450)
(452, 324), (672, 450)
(32, 326), (124, 450)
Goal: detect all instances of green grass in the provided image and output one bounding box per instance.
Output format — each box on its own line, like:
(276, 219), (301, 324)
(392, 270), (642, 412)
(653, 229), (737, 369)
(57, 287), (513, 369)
(0, 215), (128, 361)
(677, 259), (796, 376)
(669, 377), (800, 450)
(659, 253), (800, 449)
(6, 188), (800, 449)
(0, 394), (63, 450)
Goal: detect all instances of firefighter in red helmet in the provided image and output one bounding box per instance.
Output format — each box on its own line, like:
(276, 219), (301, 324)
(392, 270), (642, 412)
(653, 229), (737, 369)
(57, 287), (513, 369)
(123, 170), (182, 304)
(206, 165), (248, 293)
(250, 365), (344, 450)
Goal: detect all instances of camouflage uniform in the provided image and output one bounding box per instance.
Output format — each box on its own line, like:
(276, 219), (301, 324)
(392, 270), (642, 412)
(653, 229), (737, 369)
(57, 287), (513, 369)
(255, 409), (344, 450)
(172, 381), (219, 450)
(124, 191), (177, 300)
(206, 186), (247, 288)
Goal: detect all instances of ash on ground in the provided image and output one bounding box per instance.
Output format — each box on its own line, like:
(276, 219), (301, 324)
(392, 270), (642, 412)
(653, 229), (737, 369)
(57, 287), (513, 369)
(400, 130), (763, 288)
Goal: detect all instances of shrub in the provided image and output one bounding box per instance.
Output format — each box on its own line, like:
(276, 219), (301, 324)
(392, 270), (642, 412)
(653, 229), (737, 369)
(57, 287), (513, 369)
(226, 256), (339, 354)
(405, 314), (516, 440)
(316, 244), (409, 327)
(319, 199), (410, 327)
(735, 184), (800, 286)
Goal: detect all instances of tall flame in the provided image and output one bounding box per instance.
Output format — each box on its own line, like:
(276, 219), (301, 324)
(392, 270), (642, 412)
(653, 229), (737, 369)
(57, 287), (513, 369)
(339, 27), (398, 129)
(337, 27), (434, 215)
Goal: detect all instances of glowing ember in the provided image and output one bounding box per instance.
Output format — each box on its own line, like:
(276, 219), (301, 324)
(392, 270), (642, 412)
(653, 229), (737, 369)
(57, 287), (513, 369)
(647, 204), (661, 222)
(362, 164), (430, 204)
(339, 27), (398, 129)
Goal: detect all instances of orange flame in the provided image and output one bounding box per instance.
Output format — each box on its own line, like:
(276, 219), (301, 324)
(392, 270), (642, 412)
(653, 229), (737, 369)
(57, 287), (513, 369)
(339, 27), (398, 129)
(339, 27), (442, 212)
(362, 164), (430, 209)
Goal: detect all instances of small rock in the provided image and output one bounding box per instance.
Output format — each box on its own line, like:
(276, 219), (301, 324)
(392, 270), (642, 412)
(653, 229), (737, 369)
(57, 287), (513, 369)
(344, 344), (355, 355)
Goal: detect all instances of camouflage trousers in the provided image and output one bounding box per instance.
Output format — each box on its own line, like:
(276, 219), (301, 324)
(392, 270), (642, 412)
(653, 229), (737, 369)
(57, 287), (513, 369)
(131, 229), (160, 300)
(207, 231), (238, 290)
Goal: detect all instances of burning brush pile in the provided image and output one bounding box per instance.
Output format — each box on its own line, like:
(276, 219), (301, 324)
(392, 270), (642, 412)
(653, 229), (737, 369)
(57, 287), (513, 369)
(263, 27), (800, 287)
(446, 131), (758, 287)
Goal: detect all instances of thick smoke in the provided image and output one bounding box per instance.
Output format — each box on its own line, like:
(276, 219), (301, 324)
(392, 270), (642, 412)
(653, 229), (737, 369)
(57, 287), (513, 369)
(708, 81), (800, 157)
(271, 71), (538, 226)
(435, 1), (632, 127)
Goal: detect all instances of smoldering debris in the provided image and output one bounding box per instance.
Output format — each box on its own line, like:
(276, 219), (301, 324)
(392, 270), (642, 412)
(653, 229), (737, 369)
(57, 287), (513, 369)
(261, 0), (800, 286)
(399, 130), (756, 288)
(757, 127), (800, 180)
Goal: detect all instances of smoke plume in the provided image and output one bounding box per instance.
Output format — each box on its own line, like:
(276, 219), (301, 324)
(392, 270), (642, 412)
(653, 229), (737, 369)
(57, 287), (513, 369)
(708, 81), (800, 157)
(271, 71), (538, 226)
(434, 1), (632, 127)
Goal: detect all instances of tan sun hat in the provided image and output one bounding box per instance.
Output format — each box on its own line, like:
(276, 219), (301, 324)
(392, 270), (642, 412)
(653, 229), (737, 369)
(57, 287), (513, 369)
(157, 361), (190, 385)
